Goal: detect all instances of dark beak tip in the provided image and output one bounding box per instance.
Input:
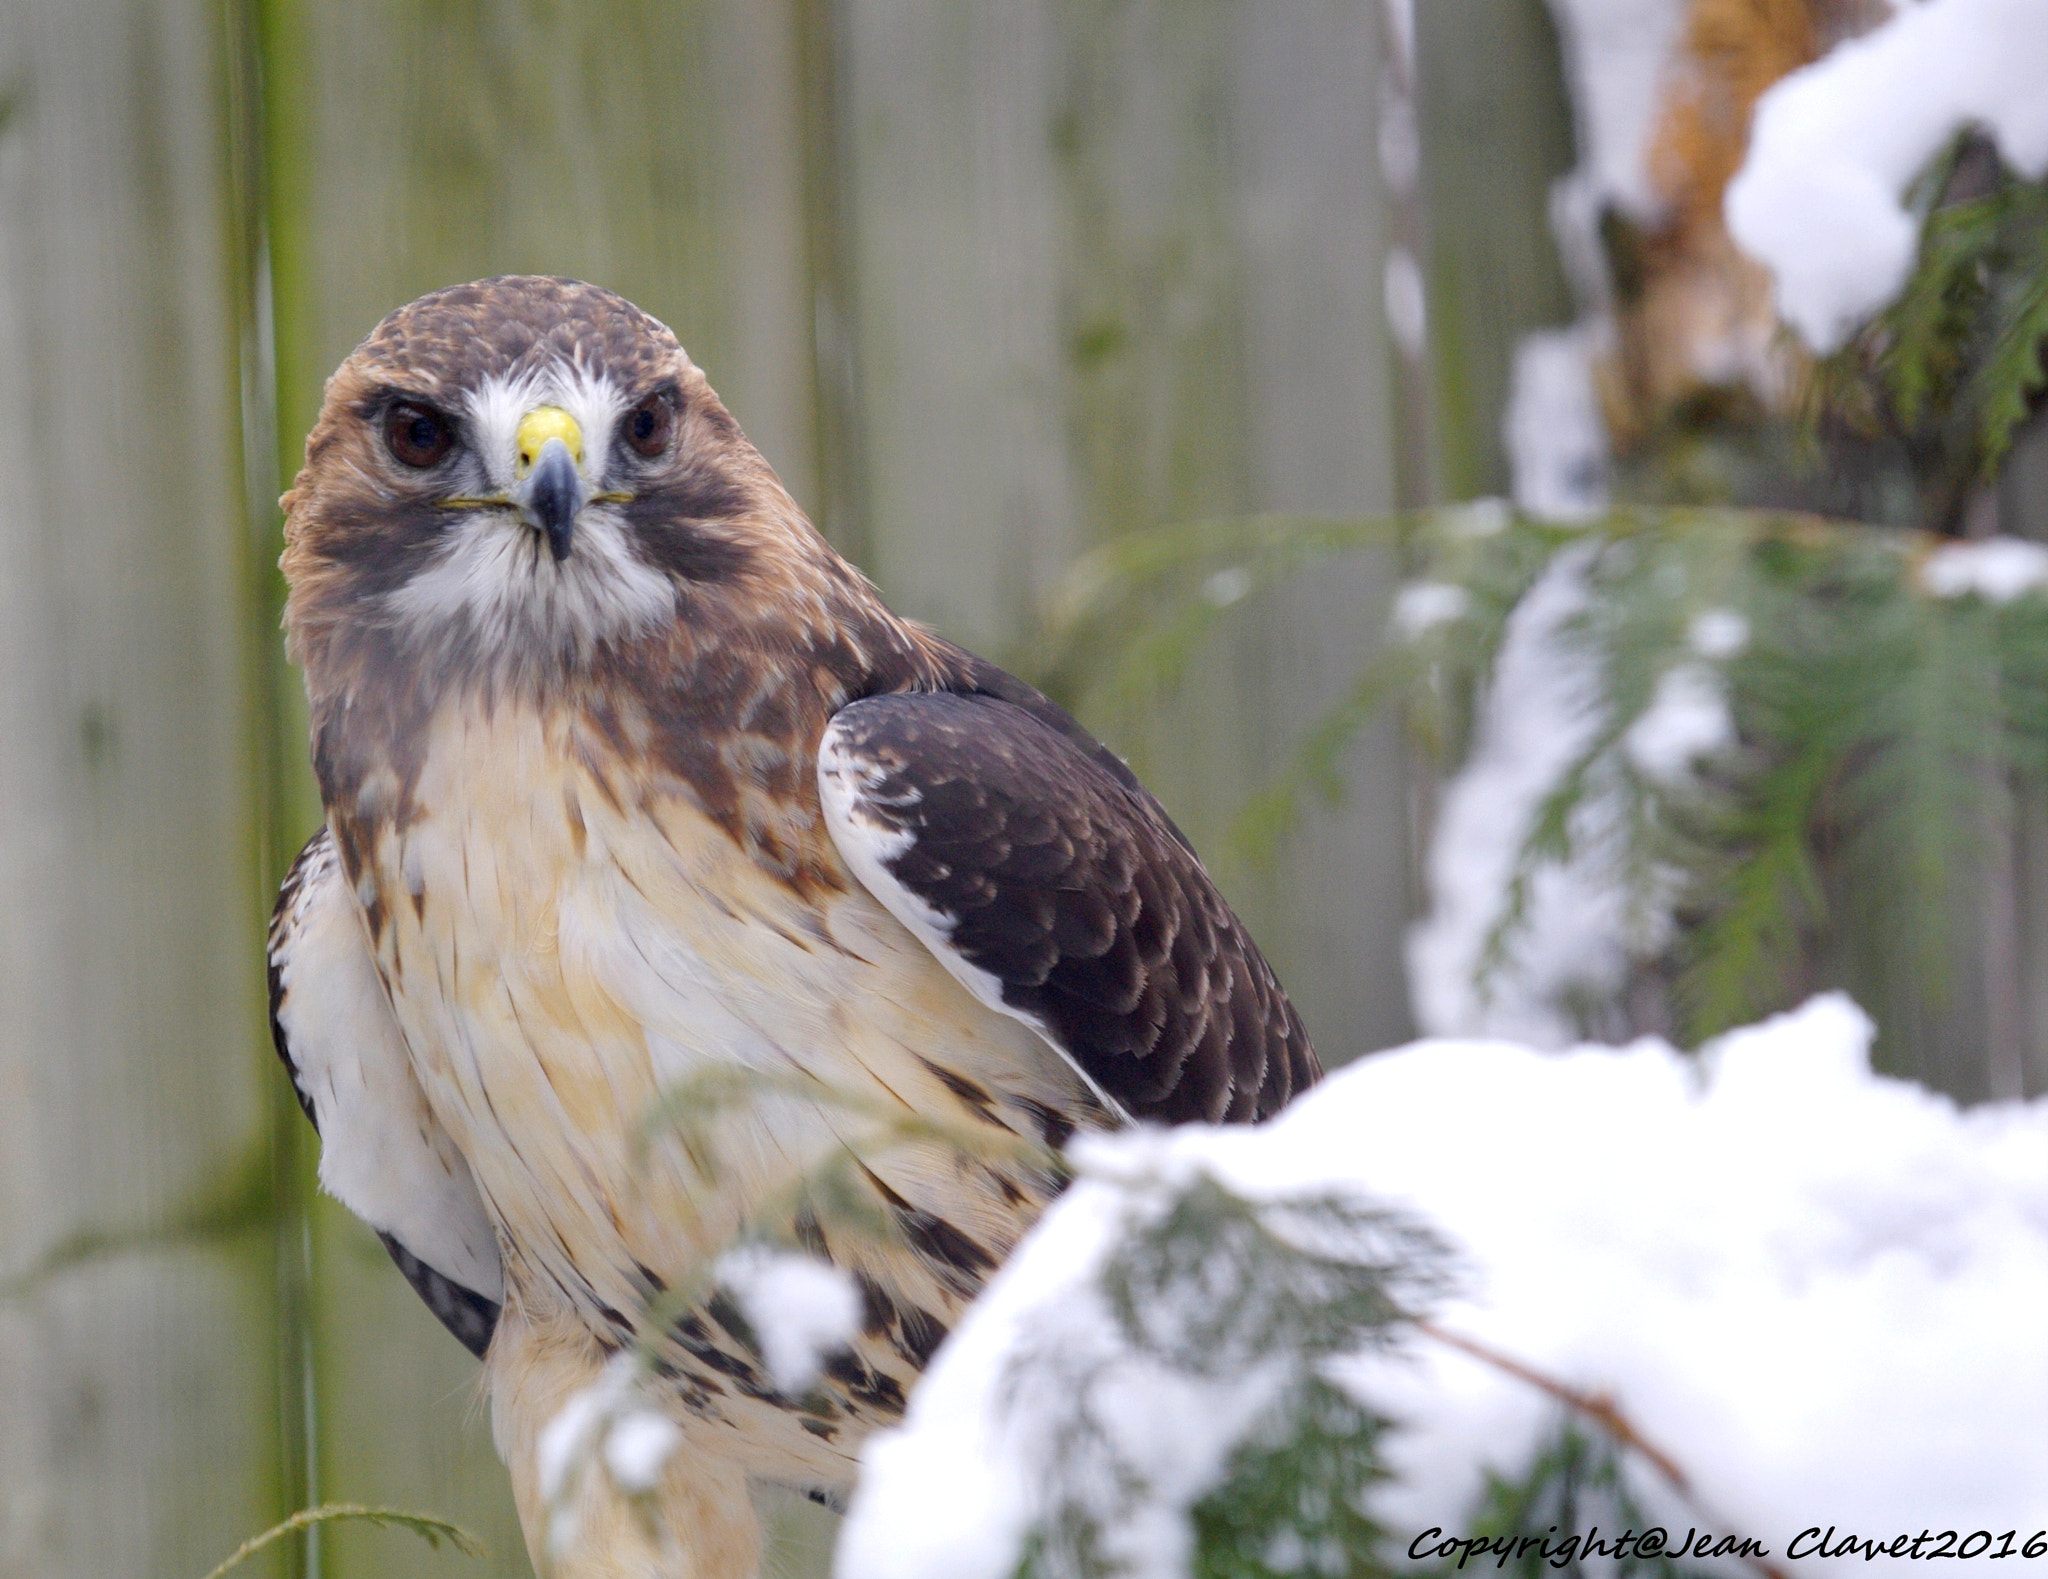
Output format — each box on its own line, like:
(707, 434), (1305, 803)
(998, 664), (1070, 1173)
(530, 444), (582, 562)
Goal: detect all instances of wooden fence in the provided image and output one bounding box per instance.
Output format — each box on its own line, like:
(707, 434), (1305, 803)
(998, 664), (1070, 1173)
(0, 1), (1586, 1573)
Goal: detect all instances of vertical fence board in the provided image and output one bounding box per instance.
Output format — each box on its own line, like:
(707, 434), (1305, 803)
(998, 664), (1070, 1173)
(1416, 0), (1577, 500)
(838, 0), (1412, 1063)
(837, 1), (1082, 648)
(258, 4), (819, 1572)
(1216, 0), (1413, 1062)
(0, 0), (282, 1574)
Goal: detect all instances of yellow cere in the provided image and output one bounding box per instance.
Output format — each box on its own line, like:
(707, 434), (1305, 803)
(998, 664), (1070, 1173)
(515, 406), (584, 476)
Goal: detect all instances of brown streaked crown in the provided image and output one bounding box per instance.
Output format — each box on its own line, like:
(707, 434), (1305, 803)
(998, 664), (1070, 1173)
(347, 276), (686, 404)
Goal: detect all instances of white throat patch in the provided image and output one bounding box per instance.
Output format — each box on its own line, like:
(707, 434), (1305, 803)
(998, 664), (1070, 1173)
(385, 365), (676, 661)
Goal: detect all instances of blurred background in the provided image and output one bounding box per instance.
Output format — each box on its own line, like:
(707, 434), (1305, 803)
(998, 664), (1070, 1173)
(1, 0), (2043, 1575)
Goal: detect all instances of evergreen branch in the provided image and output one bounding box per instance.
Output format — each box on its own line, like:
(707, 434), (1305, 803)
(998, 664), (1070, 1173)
(1672, 703), (1830, 1041)
(1227, 650), (1415, 864)
(1417, 1323), (1789, 1579)
(625, 1061), (1057, 1366)
(1043, 513), (1397, 634)
(1883, 188), (2004, 428)
(1973, 212), (2048, 472)
(1805, 141), (2047, 523)
(197, 1504), (481, 1579)
(635, 1064), (1051, 1186)
(1039, 496), (2048, 1061)
(1034, 513), (1406, 718)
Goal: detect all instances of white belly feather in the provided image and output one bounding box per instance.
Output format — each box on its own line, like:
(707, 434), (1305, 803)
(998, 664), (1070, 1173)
(356, 700), (1086, 1345)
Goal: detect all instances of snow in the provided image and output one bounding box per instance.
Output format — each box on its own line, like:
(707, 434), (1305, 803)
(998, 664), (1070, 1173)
(1503, 326), (1610, 522)
(535, 1245), (858, 1555)
(1539, 0), (1687, 319)
(1499, 1), (1699, 527)
(1688, 606), (1749, 660)
(1443, 496), (1511, 538)
(1349, 995), (2048, 1556)
(1624, 663), (1732, 783)
(1544, 0), (1688, 224)
(836, 1147), (1304, 1579)
(1379, 88), (1420, 196)
(1406, 553), (1749, 1042)
(1405, 548), (1649, 1045)
(1380, 0), (1414, 81)
(1383, 248), (1429, 362)
(537, 1354), (682, 1554)
(1541, 0), (1691, 320)
(1920, 536), (2048, 603)
(537, 1361), (626, 1507)
(838, 995), (2048, 1579)
(1726, 0), (2048, 353)
(601, 1410), (684, 1494)
(714, 1245), (862, 1397)
(1390, 580), (1472, 640)
(1201, 565), (1253, 608)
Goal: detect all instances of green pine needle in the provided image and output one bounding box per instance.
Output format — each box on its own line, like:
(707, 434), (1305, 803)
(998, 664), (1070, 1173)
(198, 1503), (482, 1579)
(1038, 499), (2048, 1073)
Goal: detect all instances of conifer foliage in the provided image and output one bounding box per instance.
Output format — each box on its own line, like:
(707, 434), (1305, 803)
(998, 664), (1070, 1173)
(1050, 502), (2048, 1080)
(1042, 140), (2048, 1089)
(1809, 144), (2048, 530)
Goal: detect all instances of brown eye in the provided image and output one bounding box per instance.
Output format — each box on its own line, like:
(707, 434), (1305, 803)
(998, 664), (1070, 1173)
(623, 391), (676, 458)
(384, 401), (455, 468)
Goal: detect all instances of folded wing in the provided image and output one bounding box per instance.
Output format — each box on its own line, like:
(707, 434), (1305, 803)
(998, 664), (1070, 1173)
(268, 827), (505, 1357)
(817, 681), (1319, 1127)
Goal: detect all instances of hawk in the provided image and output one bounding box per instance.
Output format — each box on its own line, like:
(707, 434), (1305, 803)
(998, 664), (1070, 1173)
(267, 276), (1319, 1577)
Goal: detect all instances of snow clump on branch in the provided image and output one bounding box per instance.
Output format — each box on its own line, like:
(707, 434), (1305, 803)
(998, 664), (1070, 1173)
(1727, 0), (2048, 352)
(838, 994), (2048, 1579)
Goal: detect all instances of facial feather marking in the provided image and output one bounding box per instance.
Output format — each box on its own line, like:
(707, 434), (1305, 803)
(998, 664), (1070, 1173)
(462, 367), (549, 490)
(285, 280), (964, 875)
(384, 498), (676, 658)
(461, 365), (628, 494)
(291, 326), (922, 838)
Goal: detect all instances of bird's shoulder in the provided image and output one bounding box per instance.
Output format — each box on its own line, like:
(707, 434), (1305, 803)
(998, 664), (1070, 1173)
(818, 647), (1320, 1126)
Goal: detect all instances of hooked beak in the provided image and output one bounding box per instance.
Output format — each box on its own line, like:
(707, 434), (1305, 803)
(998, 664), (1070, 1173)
(513, 407), (587, 562)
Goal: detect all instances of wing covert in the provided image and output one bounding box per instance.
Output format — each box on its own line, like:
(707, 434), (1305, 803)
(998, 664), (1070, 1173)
(269, 827), (505, 1357)
(818, 688), (1319, 1126)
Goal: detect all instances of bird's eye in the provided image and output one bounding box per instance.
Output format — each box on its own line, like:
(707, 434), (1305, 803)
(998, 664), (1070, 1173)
(623, 391), (676, 459)
(384, 401), (455, 468)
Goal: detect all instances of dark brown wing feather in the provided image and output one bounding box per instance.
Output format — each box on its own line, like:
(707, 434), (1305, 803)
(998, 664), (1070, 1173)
(824, 686), (1320, 1125)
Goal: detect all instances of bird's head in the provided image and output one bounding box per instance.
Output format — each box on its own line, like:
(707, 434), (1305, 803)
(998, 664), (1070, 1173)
(281, 276), (849, 695)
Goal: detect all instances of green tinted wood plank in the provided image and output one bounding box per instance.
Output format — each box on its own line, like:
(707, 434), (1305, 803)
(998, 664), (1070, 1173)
(1415, 0), (1577, 499)
(303, 1204), (526, 1578)
(0, 1246), (282, 1579)
(264, 0), (819, 520)
(838, 0), (1413, 1062)
(0, 0), (283, 1572)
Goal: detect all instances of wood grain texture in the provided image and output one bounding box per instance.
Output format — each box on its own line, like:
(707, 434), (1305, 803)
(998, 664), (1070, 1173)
(836, 0), (1416, 1063)
(1415, 0), (1578, 499)
(0, 0), (1543, 1573)
(0, 0), (282, 1572)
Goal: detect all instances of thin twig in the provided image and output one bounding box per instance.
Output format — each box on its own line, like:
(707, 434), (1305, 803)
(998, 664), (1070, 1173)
(1417, 1321), (1790, 1579)
(196, 1503), (482, 1579)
